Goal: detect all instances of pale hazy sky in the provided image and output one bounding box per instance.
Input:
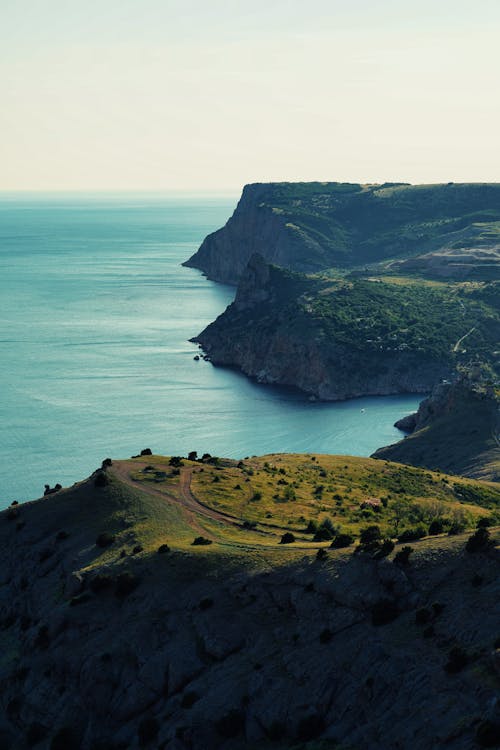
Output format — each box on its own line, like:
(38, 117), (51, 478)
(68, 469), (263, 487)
(1, 0), (499, 190)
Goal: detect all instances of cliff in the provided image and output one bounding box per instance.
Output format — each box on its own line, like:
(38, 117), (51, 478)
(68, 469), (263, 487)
(193, 255), (499, 401)
(373, 373), (500, 481)
(0, 452), (499, 750)
(184, 182), (500, 284)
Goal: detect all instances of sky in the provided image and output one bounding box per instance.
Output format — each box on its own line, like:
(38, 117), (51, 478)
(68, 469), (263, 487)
(1, 0), (500, 190)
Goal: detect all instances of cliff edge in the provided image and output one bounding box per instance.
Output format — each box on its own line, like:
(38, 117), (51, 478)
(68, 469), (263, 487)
(373, 373), (500, 481)
(184, 182), (500, 284)
(193, 256), (499, 401)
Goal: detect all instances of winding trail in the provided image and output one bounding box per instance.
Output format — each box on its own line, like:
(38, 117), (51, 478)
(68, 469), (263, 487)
(110, 460), (290, 548)
(452, 326), (476, 353)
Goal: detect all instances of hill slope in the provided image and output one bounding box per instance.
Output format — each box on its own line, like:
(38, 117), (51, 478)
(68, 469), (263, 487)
(373, 375), (500, 481)
(0, 454), (499, 750)
(194, 255), (500, 401)
(184, 182), (500, 284)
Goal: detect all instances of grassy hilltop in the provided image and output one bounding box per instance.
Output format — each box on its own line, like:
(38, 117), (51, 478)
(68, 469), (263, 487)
(0, 453), (498, 749)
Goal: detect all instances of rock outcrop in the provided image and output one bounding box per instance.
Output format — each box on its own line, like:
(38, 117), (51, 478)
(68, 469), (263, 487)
(184, 182), (500, 284)
(373, 372), (500, 481)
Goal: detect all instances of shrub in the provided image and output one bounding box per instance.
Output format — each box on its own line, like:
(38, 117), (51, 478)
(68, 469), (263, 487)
(476, 720), (500, 747)
(39, 547), (54, 563)
(319, 628), (333, 644)
(397, 526), (426, 542)
(90, 574), (113, 593)
(393, 546), (413, 565)
(242, 520), (257, 530)
(280, 532), (295, 544)
(169, 456), (184, 467)
(192, 536), (212, 546)
(27, 722), (48, 747)
(35, 625), (50, 650)
(140, 448), (152, 456)
(96, 532), (115, 548)
(132, 545), (143, 555)
(101, 458), (113, 469)
(448, 520), (466, 535)
(415, 607), (431, 625)
(296, 714), (325, 742)
(465, 527), (491, 553)
(316, 548), (328, 561)
(428, 519), (444, 535)
(359, 525), (381, 546)
(374, 539), (395, 559)
(188, 451), (198, 461)
(50, 727), (77, 750)
(115, 573), (139, 598)
(330, 533), (354, 549)
(266, 721), (287, 741)
(157, 543), (170, 554)
(70, 593), (92, 607)
(371, 599), (399, 626)
(215, 710), (245, 738)
(94, 472), (108, 488)
(137, 717), (159, 746)
(313, 527), (334, 542)
(181, 690), (200, 709)
(444, 646), (468, 673)
(432, 602), (444, 616)
(251, 491), (262, 502)
(477, 517), (493, 528)
(6, 507), (19, 521)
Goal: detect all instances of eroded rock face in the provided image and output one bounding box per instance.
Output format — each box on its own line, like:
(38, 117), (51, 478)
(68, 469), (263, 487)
(373, 373), (500, 480)
(0, 491), (498, 750)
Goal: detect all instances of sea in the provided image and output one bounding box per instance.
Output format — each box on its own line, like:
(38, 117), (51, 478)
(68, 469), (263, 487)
(0, 192), (423, 506)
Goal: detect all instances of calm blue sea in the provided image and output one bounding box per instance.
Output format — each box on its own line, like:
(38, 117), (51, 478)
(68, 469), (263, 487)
(0, 193), (422, 505)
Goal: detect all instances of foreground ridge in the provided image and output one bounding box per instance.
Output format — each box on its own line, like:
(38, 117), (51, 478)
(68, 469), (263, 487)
(0, 452), (499, 749)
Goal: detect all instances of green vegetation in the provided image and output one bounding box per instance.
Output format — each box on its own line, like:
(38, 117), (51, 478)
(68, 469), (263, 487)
(188, 181), (500, 280)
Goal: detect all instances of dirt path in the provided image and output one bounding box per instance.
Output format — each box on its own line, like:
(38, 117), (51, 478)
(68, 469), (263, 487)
(452, 326), (476, 353)
(110, 460), (280, 547)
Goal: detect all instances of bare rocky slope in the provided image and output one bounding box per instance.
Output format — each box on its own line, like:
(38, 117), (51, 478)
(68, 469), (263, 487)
(0, 455), (499, 750)
(373, 373), (500, 482)
(184, 182), (500, 284)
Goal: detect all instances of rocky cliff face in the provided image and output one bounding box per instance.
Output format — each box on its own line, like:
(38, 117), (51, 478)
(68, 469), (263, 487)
(184, 182), (500, 284)
(373, 374), (500, 481)
(183, 183), (333, 284)
(193, 255), (459, 401)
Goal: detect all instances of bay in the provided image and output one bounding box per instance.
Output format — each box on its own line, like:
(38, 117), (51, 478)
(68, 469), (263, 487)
(0, 193), (422, 505)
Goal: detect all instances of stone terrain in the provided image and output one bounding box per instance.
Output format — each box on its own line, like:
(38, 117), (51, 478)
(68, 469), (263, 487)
(0, 457), (499, 750)
(373, 372), (500, 482)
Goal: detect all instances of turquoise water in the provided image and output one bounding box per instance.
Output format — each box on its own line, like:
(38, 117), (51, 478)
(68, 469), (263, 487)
(0, 193), (422, 505)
